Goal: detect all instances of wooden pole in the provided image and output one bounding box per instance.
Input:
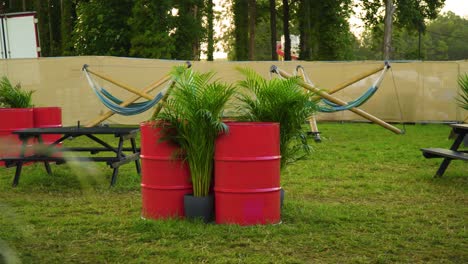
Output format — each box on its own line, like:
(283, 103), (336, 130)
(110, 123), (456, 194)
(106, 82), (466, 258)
(85, 66), (154, 100)
(309, 65), (384, 101)
(274, 66), (403, 134)
(150, 81), (177, 120)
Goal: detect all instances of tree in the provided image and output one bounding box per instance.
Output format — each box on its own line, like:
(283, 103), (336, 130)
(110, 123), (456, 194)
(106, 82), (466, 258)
(269, 0), (278, 60)
(358, 11), (468, 61)
(248, 0), (256, 60)
(281, 0), (291, 61)
(233, 0), (249, 60)
(360, 0), (445, 60)
(128, 0), (174, 59)
(298, 0), (312, 60)
(382, 0), (395, 60)
(206, 0), (214, 61)
(60, 0), (77, 55)
(0, 0), (32, 12)
(32, 0), (64, 57)
(73, 0), (132, 56)
(426, 11), (468, 60)
(297, 0), (354, 61)
(173, 0), (204, 60)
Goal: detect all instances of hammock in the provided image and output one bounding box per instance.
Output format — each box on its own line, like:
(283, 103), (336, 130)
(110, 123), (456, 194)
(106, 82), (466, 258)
(270, 63), (404, 135)
(83, 67), (169, 116)
(298, 63), (390, 113)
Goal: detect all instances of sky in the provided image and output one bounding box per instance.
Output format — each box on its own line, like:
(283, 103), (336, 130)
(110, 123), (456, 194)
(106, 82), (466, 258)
(440, 0), (468, 17)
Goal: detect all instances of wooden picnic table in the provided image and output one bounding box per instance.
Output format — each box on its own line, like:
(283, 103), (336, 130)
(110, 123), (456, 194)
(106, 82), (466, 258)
(421, 123), (468, 177)
(1, 126), (141, 186)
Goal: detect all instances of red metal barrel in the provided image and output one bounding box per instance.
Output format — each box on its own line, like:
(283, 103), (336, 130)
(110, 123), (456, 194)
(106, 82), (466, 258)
(33, 107), (62, 156)
(140, 121), (192, 219)
(0, 108), (34, 166)
(214, 122), (281, 225)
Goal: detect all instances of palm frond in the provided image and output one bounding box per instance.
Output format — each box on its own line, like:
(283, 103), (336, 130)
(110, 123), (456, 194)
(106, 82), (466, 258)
(236, 67), (318, 168)
(0, 76), (34, 108)
(456, 73), (468, 110)
(155, 67), (236, 197)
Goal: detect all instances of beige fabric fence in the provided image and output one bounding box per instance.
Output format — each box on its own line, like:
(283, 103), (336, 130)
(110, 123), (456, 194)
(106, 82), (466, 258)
(1, 56), (467, 126)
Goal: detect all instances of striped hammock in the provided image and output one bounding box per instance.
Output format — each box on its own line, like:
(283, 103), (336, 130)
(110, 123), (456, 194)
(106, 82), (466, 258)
(83, 67), (170, 116)
(299, 63), (390, 113)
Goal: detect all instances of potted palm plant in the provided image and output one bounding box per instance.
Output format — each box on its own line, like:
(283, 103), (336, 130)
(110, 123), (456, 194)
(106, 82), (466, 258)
(155, 68), (236, 223)
(214, 67), (317, 225)
(235, 67), (317, 169)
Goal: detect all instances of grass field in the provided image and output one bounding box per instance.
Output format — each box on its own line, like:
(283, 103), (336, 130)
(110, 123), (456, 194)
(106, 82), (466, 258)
(0, 123), (466, 263)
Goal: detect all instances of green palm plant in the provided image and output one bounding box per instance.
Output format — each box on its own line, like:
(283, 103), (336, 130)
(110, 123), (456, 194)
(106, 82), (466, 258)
(456, 73), (468, 111)
(156, 69), (236, 197)
(0, 76), (34, 108)
(236, 67), (317, 169)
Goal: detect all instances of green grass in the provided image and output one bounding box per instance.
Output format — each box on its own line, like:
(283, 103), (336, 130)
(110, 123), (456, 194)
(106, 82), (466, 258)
(0, 123), (466, 263)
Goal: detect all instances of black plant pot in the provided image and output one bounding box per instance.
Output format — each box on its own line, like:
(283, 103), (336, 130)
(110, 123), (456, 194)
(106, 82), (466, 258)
(184, 194), (214, 223)
(280, 188), (285, 210)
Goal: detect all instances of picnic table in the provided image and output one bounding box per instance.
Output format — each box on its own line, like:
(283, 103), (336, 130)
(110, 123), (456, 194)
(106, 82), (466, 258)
(421, 123), (468, 177)
(0, 126), (141, 186)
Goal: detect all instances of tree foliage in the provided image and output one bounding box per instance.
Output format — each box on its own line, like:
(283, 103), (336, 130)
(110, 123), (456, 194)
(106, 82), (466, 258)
(298, 0), (355, 60)
(361, 0), (445, 32)
(3, 0), (465, 62)
(360, 0), (445, 59)
(426, 11), (468, 60)
(73, 0), (132, 56)
(60, 0), (77, 56)
(358, 11), (468, 60)
(172, 0), (204, 60)
(128, 0), (174, 59)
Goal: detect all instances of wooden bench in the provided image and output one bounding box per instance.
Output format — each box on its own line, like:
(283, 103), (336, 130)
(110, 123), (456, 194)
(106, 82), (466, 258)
(421, 148), (468, 161)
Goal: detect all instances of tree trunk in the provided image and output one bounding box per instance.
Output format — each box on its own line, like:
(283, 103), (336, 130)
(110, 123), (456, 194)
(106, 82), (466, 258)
(248, 0), (256, 60)
(206, 0), (214, 61)
(234, 0), (249, 60)
(47, 0), (54, 56)
(269, 0), (277, 60)
(383, 0), (395, 60)
(299, 0), (311, 60)
(192, 4), (200, 60)
(282, 0), (291, 61)
(60, 0), (75, 55)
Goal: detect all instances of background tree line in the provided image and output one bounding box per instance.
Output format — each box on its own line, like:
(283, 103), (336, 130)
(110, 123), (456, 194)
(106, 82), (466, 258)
(1, 0), (466, 61)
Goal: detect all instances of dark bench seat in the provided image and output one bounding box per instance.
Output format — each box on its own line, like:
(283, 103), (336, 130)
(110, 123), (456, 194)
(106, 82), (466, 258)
(1, 153), (140, 168)
(421, 148), (468, 161)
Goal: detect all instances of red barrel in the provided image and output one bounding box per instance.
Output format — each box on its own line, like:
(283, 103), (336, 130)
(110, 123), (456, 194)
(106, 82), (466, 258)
(214, 122), (281, 225)
(0, 108), (34, 166)
(140, 121), (192, 219)
(33, 107), (62, 143)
